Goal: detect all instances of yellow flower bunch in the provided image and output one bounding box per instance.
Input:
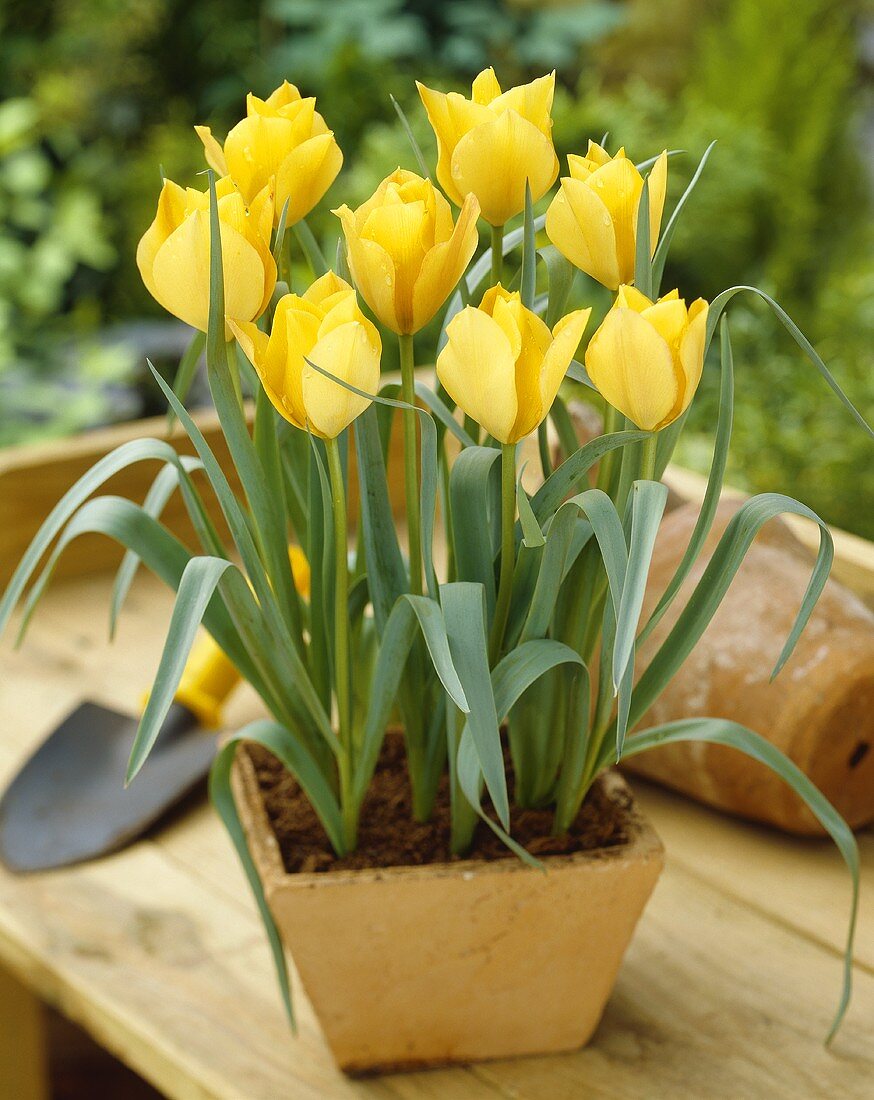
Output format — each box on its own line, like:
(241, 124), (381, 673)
(136, 73), (706, 438)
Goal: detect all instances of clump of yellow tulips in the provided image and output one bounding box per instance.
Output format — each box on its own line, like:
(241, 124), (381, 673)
(10, 65), (867, 1045)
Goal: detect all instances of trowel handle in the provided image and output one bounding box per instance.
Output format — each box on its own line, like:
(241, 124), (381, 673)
(173, 634), (240, 728)
(171, 545), (311, 729)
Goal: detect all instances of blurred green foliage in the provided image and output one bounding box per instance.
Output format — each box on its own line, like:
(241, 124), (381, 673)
(0, 0), (871, 535)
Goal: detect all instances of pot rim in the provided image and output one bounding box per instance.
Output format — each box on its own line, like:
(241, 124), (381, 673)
(232, 745), (665, 894)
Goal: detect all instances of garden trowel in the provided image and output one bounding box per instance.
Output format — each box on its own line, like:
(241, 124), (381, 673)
(0, 632), (242, 873)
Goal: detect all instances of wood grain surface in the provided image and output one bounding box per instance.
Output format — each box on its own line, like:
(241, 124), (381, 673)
(0, 565), (872, 1098)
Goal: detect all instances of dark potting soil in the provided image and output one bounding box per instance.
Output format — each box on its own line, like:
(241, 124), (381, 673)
(246, 735), (631, 874)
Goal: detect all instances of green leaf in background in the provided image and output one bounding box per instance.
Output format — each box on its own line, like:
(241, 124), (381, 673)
(705, 284), (873, 438)
(166, 330), (206, 429)
(607, 716), (859, 1045)
(210, 719), (348, 1030)
(530, 430), (650, 524)
(442, 582), (509, 829)
(390, 93), (431, 179)
(438, 214), (547, 351)
(0, 437), (208, 638)
(640, 315), (734, 644)
(127, 555), (236, 783)
(449, 447), (502, 614)
(109, 455), (205, 635)
(628, 493), (834, 732)
(352, 592), (469, 805)
(292, 217), (329, 277)
(520, 181), (536, 308)
(651, 140), (717, 293)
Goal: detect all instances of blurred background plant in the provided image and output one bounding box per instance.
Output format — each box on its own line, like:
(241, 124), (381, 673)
(0, 0), (871, 535)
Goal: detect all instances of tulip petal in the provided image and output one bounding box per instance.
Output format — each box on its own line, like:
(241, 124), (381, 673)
(194, 126), (228, 175)
(588, 157), (643, 285)
(335, 205), (402, 334)
(540, 307), (591, 407)
(303, 322), (379, 438)
(616, 284), (653, 312)
(508, 308), (554, 441)
(416, 83), (491, 207)
(136, 179), (188, 302)
(274, 131), (343, 224)
(361, 199), (428, 332)
(151, 210), (266, 333)
(585, 308), (678, 432)
(436, 307), (518, 445)
(675, 298), (708, 419)
(642, 296), (688, 351)
(450, 109), (558, 226)
(546, 180), (621, 290)
(471, 67), (502, 104)
(264, 81), (303, 111)
(230, 318), (297, 426)
(411, 192), (480, 332)
(491, 71), (555, 137)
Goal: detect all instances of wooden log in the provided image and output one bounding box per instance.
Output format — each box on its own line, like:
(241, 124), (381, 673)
(627, 497), (874, 834)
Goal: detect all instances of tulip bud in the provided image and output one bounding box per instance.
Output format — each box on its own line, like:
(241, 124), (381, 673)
(417, 68), (559, 228)
(585, 286), (708, 432)
(334, 169), (479, 335)
(230, 272), (380, 439)
(196, 82), (343, 227)
(436, 285), (591, 445)
(546, 142), (668, 291)
(137, 175), (276, 335)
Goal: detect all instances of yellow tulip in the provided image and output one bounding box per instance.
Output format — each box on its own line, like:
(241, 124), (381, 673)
(230, 272), (380, 439)
(585, 286), (708, 431)
(196, 81), (343, 227)
(436, 285), (591, 445)
(334, 169), (479, 335)
(137, 175), (276, 334)
(546, 142), (668, 291)
(416, 68), (558, 228)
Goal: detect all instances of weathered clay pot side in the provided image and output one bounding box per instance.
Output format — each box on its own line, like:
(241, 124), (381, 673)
(232, 752), (664, 1074)
(631, 498), (874, 834)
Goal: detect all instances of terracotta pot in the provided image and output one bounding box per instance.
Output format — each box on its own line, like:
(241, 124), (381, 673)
(232, 751), (664, 1074)
(630, 498), (874, 834)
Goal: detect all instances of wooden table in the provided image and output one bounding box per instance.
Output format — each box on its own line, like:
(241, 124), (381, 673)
(1, 569), (872, 1098)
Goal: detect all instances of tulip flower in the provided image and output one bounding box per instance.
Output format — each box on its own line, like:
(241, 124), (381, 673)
(436, 285), (591, 445)
(196, 81), (343, 227)
(230, 272), (380, 439)
(545, 142), (668, 291)
(417, 68), (559, 228)
(137, 175), (276, 334)
(334, 169), (479, 335)
(585, 286), (708, 432)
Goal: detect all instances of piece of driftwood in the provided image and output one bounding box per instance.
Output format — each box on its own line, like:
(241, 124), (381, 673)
(629, 496), (874, 834)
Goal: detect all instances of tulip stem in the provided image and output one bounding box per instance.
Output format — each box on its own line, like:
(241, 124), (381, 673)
(489, 442), (517, 664)
(491, 223), (504, 286)
(640, 432), (658, 482)
(596, 403), (620, 494)
(399, 333), (422, 596)
(326, 435), (356, 850)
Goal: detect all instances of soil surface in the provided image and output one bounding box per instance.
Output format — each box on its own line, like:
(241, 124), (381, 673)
(247, 736), (631, 874)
